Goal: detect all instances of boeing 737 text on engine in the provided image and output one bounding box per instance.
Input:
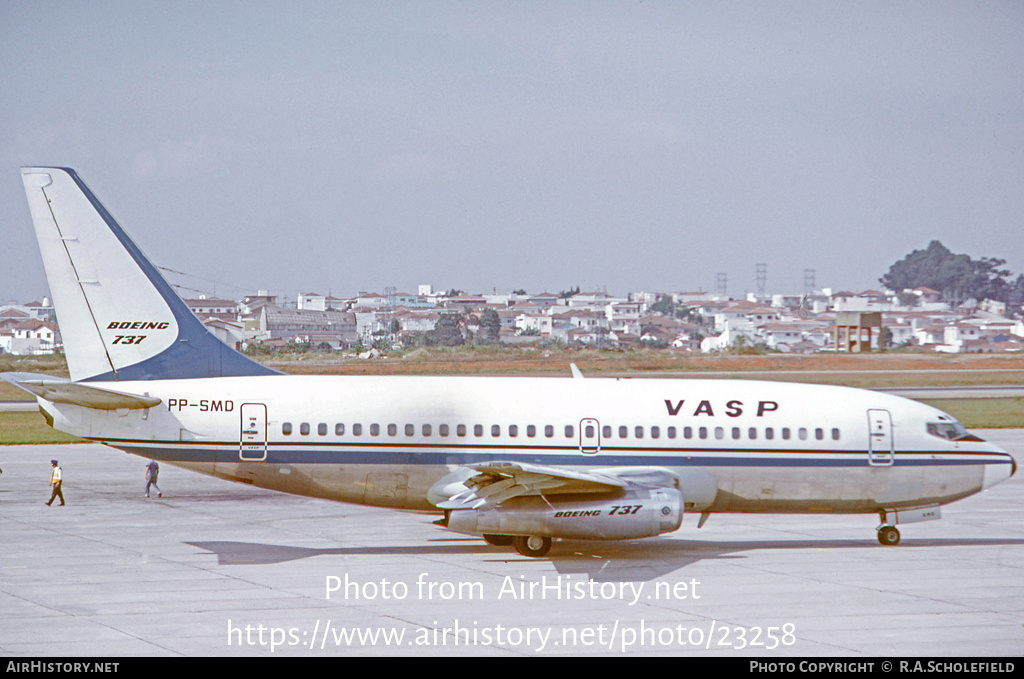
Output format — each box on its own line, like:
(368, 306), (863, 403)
(2, 167), (1015, 557)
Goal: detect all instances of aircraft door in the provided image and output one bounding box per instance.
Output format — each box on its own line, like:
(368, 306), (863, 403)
(579, 418), (600, 455)
(867, 408), (894, 466)
(240, 403), (268, 462)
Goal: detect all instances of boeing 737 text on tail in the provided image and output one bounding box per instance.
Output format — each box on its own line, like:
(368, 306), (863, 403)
(3, 167), (1015, 557)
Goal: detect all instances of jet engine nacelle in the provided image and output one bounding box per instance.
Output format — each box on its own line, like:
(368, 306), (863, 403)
(445, 488), (683, 540)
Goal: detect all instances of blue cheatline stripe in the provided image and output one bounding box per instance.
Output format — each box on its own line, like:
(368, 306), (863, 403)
(52, 168), (279, 382)
(104, 439), (1010, 468)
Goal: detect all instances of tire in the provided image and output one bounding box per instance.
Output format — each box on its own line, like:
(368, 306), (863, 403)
(877, 525), (901, 546)
(482, 534), (514, 547)
(512, 535), (552, 557)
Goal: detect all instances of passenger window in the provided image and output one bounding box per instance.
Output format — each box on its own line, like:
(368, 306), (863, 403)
(619, 425), (628, 438)
(798, 428), (807, 440)
(353, 423), (362, 436)
(732, 427), (740, 440)
(815, 428), (824, 441)
(491, 425), (501, 437)
(748, 427), (757, 439)
(283, 422), (293, 435)
(585, 425), (595, 437)
(765, 427), (774, 440)
(651, 426), (660, 439)
(318, 423), (327, 436)
(527, 425), (536, 437)
(405, 424), (414, 436)
(474, 425), (483, 437)
(699, 427), (708, 439)
(714, 427), (724, 440)
(782, 428), (790, 440)
(545, 425), (554, 438)
(335, 423), (345, 436)
(564, 425), (574, 438)
(831, 428), (840, 441)
(635, 426), (644, 439)
(370, 423), (380, 436)
(684, 426), (692, 439)
(456, 424), (466, 437)
(509, 425), (518, 437)
(667, 427), (676, 439)
(387, 424), (397, 436)
(300, 423), (310, 436)
(422, 424), (431, 436)
(440, 424), (449, 437)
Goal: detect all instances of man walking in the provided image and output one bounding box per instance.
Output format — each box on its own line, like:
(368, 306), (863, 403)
(46, 460), (64, 506)
(145, 460), (161, 498)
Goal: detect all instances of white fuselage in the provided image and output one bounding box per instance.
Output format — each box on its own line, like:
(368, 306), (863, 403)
(43, 375), (1015, 515)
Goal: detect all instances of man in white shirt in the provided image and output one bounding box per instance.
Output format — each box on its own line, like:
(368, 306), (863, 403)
(46, 460), (64, 506)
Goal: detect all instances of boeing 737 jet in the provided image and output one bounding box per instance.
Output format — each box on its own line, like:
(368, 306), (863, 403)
(3, 167), (1016, 557)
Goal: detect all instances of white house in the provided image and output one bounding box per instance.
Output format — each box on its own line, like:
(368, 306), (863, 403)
(0, 320), (59, 355)
(713, 301), (779, 333)
(516, 314), (553, 336)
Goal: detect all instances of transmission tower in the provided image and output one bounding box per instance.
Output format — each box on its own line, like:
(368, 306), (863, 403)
(803, 269), (816, 297)
(383, 286), (397, 348)
(756, 263), (767, 296)
(716, 272), (728, 297)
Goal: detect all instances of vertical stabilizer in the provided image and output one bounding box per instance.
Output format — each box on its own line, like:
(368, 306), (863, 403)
(21, 167), (279, 382)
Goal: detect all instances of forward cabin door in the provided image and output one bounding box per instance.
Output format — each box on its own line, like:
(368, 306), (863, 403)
(867, 408), (894, 466)
(240, 403), (268, 462)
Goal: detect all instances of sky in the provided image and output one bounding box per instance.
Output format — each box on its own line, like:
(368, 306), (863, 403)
(1, 1), (1022, 305)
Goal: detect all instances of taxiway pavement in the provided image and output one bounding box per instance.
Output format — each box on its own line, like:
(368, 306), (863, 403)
(1, 432), (1021, 657)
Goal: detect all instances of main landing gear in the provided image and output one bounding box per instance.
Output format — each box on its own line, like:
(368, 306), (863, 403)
(512, 535), (552, 557)
(482, 534), (514, 547)
(482, 534), (552, 557)
(877, 524), (901, 546)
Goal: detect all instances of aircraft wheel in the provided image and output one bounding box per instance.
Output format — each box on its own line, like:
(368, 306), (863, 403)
(512, 535), (552, 558)
(877, 525), (900, 546)
(482, 534), (514, 546)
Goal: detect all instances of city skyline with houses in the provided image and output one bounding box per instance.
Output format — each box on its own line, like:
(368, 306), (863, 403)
(3, 280), (1023, 359)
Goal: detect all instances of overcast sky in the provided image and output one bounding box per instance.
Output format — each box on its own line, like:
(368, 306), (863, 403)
(2, 2), (1021, 305)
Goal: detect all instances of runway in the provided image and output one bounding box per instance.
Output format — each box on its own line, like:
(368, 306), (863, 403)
(1, 432), (1021, 657)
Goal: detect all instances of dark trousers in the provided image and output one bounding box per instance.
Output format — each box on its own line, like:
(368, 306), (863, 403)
(47, 482), (64, 506)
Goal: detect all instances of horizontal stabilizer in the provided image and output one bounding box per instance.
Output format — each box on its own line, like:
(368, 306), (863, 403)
(1, 373), (161, 410)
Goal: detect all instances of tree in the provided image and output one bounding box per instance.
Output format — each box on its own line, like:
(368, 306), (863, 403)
(558, 286), (580, 299)
(649, 295), (675, 316)
(879, 240), (1012, 304)
(424, 313), (465, 347)
(879, 326), (893, 349)
(477, 308), (501, 345)
(896, 291), (919, 308)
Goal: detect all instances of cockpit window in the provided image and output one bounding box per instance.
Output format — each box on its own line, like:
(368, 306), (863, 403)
(927, 420), (982, 442)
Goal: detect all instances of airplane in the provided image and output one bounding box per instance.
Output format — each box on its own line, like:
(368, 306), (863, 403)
(2, 166), (1016, 557)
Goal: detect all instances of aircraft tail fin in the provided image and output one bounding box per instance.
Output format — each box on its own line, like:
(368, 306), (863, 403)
(20, 167), (280, 382)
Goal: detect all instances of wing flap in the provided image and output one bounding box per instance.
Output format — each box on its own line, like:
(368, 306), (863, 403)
(433, 460), (632, 510)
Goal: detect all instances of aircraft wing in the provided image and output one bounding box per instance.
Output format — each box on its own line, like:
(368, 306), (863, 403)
(0, 373), (162, 410)
(435, 461), (669, 510)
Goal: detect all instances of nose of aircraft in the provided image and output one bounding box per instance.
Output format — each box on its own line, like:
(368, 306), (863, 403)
(982, 450), (1016, 490)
